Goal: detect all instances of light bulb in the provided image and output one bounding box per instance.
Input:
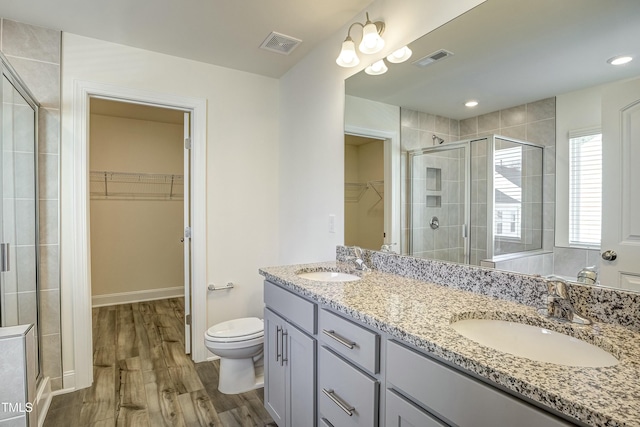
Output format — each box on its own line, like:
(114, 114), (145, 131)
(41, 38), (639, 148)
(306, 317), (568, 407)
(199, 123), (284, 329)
(386, 46), (413, 63)
(336, 38), (360, 67)
(365, 60), (388, 76)
(359, 22), (385, 54)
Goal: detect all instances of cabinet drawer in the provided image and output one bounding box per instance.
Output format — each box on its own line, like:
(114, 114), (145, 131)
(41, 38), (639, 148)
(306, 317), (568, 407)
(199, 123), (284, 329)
(387, 340), (574, 427)
(264, 280), (316, 334)
(319, 309), (379, 374)
(319, 346), (379, 427)
(385, 389), (447, 427)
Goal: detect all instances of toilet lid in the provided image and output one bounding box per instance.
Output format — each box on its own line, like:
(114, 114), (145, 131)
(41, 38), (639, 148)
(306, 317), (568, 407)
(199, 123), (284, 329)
(206, 317), (264, 340)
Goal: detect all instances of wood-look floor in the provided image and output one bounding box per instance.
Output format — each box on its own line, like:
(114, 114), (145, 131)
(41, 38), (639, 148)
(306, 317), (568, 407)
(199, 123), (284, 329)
(44, 298), (276, 427)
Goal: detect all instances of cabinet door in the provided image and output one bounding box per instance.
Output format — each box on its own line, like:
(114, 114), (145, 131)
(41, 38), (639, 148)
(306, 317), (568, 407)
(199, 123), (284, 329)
(386, 389), (448, 427)
(264, 309), (286, 425)
(286, 323), (316, 427)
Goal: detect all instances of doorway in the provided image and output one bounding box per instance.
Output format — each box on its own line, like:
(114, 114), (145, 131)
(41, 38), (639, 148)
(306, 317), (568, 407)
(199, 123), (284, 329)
(88, 98), (191, 353)
(344, 134), (385, 249)
(69, 81), (208, 390)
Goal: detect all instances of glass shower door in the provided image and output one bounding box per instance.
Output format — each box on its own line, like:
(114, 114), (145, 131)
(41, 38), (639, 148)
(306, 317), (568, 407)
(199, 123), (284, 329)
(1, 71), (40, 376)
(408, 144), (469, 264)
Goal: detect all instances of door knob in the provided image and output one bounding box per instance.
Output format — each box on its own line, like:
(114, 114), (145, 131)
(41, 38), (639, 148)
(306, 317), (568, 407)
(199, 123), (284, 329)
(601, 250), (617, 261)
(180, 238), (184, 243)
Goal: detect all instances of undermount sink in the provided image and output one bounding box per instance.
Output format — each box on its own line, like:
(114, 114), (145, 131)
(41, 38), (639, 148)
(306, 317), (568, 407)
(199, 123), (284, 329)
(296, 271), (361, 282)
(450, 318), (618, 367)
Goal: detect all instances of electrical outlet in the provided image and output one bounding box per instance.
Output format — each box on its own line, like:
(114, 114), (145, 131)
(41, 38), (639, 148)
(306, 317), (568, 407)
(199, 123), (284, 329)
(328, 214), (336, 233)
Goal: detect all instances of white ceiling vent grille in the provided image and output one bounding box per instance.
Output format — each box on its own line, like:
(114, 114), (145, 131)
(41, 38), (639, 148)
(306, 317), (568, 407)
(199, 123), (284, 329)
(260, 32), (302, 55)
(412, 49), (454, 68)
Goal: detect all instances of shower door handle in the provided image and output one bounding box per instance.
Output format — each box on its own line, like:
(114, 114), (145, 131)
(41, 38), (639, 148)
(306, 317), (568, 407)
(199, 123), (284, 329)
(0, 243), (9, 272)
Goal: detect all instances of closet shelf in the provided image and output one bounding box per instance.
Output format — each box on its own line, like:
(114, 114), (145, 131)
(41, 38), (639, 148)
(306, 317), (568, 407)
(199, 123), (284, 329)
(345, 180), (384, 203)
(90, 171), (184, 200)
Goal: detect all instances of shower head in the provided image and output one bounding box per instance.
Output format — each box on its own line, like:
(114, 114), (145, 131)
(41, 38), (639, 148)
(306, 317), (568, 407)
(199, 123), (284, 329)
(432, 135), (445, 145)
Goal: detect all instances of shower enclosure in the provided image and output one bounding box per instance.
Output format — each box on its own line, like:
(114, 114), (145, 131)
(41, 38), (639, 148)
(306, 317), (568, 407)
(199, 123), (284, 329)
(0, 54), (41, 378)
(408, 135), (543, 266)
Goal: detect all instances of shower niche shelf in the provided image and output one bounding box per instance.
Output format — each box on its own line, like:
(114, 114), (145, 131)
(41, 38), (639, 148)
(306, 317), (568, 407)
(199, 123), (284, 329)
(426, 195), (442, 207)
(426, 167), (442, 191)
(90, 171), (184, 200)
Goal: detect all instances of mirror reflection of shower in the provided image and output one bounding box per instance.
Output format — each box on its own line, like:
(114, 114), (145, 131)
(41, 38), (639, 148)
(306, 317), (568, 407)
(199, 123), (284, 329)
(432, 135), (445, 145)
(408, 135), (543, 266)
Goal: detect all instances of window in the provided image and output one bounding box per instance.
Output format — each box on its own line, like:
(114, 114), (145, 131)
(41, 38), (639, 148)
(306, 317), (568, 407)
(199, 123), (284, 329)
(494, 146), (522, 239)
(569, 131), (602, 247)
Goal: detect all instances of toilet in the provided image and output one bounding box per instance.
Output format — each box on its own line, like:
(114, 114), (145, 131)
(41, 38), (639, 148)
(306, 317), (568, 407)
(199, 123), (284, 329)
(204, 317), (265, 394)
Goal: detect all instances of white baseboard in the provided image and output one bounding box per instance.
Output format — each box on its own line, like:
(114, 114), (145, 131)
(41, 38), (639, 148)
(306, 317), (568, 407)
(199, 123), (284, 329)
(62, 370), (76, 391)
(92, 286), (183, 307)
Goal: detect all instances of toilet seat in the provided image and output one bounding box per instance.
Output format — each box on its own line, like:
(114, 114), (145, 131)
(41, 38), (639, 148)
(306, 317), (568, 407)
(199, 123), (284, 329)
(205, 317), (264, 343)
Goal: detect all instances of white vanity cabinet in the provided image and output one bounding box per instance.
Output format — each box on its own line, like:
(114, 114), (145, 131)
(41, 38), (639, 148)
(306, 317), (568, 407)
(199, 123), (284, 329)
(264, 281), (317, 427)
(386, 340), (576, 427)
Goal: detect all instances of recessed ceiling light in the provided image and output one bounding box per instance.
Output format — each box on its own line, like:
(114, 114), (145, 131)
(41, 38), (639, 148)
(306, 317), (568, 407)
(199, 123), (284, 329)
(465, 100), (479, 107)
(607, 55), (633, 66)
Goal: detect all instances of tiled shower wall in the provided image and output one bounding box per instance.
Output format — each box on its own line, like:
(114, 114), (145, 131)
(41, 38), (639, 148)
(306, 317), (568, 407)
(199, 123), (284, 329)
(409, 148), (465, 263)
(400, 109), (461, 255)
(1, 19), (62, 390)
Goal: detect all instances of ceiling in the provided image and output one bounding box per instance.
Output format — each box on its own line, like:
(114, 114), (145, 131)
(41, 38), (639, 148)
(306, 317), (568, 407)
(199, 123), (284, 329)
(91, 98), (185, 124)
(1, 0), (372, 78)
(346, 0), (640, 120)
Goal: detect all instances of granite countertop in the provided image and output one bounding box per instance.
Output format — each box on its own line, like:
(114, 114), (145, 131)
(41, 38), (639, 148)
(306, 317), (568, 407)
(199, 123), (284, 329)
(259, 261), (640, 427)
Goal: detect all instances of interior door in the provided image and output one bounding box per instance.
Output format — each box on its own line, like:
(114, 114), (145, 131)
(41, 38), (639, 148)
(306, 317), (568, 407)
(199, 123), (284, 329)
(600, 77), (640, 290)
(183, 111), (192, 353)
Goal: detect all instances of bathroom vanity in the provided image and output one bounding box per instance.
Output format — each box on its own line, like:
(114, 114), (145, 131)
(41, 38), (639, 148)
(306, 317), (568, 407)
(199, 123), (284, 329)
(260, 252), (640, 427)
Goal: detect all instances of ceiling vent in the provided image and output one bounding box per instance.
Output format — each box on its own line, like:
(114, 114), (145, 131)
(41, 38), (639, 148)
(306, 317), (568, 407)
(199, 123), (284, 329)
(260, 32), (302, 55)
(412, 49), (454, 68)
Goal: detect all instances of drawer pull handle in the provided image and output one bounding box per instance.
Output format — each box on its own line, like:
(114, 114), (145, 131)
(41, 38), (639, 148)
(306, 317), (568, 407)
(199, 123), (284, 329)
(322, 329), (356, 349)
(276, 326), (282, 362)
(321, 418), (335, 427)
(322, 388), (355, 416)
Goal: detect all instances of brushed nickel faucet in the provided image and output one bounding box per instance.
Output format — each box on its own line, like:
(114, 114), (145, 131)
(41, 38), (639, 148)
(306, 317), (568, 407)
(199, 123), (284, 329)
(539, 277), (592, 325)
(538, 276), (592, 325)
(347, 246), (370, 271)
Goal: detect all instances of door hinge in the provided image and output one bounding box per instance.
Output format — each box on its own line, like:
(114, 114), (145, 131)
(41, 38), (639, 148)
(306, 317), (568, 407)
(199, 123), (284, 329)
(186, 314), (191, 325)
(184, 137), (192, 149)
(184, 227), (192, 239)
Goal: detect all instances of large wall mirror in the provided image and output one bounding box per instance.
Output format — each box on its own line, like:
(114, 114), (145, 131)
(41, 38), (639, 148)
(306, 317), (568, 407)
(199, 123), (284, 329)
(344, 0), (640, 291)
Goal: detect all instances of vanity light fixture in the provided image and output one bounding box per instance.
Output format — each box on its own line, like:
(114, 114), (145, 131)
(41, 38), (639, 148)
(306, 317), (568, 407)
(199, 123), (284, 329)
(386, 46), (413, 64)
(465, 100), (479, 107)
(607, 55), (633, 65)
(336, 12), (385, 67)
(365, 59), (388, 75)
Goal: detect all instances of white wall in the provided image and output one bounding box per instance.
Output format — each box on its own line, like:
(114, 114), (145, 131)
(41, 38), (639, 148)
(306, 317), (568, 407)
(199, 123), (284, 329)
(60, 34), (279, 382)
(278, 0), (486, 264)
(555, 83), (607, 247)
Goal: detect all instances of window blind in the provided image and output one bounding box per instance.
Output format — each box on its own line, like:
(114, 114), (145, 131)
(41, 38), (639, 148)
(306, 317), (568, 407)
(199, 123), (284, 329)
(569, 132), (602, 247)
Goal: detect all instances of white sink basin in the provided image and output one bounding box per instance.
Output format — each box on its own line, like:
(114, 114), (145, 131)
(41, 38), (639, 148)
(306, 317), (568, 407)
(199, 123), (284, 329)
(297, 271), (361, 282)
(450, 319), (618, 367)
